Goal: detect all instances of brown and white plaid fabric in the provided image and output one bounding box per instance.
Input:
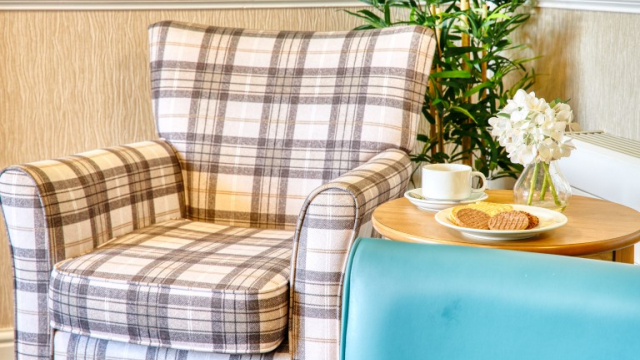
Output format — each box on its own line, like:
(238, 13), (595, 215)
(149, 21), (434, 230)
(290, 148), (412, 360)
(0, 140), (185, 360)
(50, 219), (292, 354)
(53, 331), (290, 360)
(2, 21), (435, 360)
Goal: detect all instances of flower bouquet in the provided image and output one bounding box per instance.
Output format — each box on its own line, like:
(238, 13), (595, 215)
(489, 90), (574, 211)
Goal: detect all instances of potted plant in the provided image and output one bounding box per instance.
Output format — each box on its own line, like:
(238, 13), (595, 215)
(347, 0), (537, 184)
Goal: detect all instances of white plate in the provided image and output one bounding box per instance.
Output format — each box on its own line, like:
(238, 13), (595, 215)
(435, 204), (568, 240)
(404, 188), (489, 212)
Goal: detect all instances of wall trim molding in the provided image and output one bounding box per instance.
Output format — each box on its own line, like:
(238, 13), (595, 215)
(537, 0), (640, 14)
(0, 328), (14, 360)
(1, 0), (639, 13)
(0, 1), (365, 10)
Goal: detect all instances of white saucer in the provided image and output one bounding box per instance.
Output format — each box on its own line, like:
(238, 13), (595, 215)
(404, 188), (489, 212)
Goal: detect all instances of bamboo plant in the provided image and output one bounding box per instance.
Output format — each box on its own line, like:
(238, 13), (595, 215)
(347, 0), (537, 180)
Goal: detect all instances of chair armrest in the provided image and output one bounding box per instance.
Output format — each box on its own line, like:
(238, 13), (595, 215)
(0, 139), (184, 360)
(342, 238), (640, 360)
(290, 148), (412, 360)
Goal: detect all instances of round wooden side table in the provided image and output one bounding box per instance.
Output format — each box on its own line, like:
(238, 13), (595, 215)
(372, 190), (640, 264)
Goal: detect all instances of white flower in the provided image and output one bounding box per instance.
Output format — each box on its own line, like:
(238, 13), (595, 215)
(511, 89), (528, 106)
(513, 143), (537, 165)
(490, 90), (574, 166)
(501, 102), (519, 115)
(558, 138), (575, 159)
(525, 94), (549, 113)
(553, 103), (573, 123)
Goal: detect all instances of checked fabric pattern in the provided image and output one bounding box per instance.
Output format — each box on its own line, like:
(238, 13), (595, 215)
(290, 148), (412, 359)
(53, 331), (290, 360)
(1, 21), (436, 360)
(50, 219), (293, 354)
(0, 140), (185, 360)
(149, 21), (434, 230)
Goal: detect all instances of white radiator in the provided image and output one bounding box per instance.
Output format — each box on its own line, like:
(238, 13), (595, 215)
(558, 131), (640, 263)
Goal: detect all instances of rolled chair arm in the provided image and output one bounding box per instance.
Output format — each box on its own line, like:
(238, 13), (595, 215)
(0, 139), (184, 360)
(289, 148), (412, 360)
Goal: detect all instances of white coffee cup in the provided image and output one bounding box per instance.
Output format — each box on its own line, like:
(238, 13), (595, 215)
(421, 164), (486, 201)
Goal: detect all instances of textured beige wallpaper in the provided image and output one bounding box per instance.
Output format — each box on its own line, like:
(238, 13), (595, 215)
(518, 8), (640, 140)
(2, 6), (640, 330)
(0, 7), (364, 330)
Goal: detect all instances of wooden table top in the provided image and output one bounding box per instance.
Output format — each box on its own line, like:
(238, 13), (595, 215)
(372, 190), (640, 257)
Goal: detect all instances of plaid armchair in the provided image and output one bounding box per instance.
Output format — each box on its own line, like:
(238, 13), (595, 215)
(0, 21), (435, 360)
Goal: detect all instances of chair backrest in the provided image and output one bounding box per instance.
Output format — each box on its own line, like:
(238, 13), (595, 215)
(149, 21), (435, 229)
(342, 238), (640, 360)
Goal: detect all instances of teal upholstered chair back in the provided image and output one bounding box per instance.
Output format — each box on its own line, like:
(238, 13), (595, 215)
(342, 238), (640, 360)
(149, 22), (435, 229)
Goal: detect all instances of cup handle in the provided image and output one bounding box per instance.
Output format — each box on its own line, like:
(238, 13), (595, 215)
(471, 171), (487, 193)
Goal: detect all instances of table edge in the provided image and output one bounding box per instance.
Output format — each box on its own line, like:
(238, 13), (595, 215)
(372, 200), (640, 257)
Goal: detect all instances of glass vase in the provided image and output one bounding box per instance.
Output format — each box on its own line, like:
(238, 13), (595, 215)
(513, 161), (572, 212)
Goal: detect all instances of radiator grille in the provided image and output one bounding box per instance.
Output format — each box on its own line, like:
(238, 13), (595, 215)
(568, 131), (640, 158)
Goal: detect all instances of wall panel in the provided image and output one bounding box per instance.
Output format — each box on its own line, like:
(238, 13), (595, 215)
(518, 8), (640, 140)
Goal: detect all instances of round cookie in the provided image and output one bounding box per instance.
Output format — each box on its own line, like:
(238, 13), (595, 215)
(522, 211), (540, 229)
(450, 202), (514, 219)
(449, 205), (468, 225)
(488, 210), (530, 230)
(454, 208), (490, 230)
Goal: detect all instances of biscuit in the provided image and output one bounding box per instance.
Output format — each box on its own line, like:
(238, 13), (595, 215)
(454, 208), (490, 229)
(471, 202), (514, 217)
(523, 211), (540, 229)
(449, 205), (468, 225)
(450, 202), (513, 219)
(488, 210), (530, 230)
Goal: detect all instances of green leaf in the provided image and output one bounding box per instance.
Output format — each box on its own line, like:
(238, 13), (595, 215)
(443, 46), (485, 57)
(513, 55), (543, 65)
(360, 9), (385, 20)
(353, 24), (376, 30)
(345, 10), (387, 28)
(463, 81), (493, 97)
(486, 13), (511, 21)
(451, 106), (475, 120)
(430, 70), (472, 79)
(384, 2), (391, 24)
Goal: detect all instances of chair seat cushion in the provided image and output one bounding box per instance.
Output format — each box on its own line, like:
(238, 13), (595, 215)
(53, 330), (291, 360)
(49, 219), (293, 354)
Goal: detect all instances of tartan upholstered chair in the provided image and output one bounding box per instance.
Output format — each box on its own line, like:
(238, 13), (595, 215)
(0, 21), (435, 360)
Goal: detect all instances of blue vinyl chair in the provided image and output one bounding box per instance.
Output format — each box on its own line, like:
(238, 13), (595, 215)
(341, 238), (640, 360)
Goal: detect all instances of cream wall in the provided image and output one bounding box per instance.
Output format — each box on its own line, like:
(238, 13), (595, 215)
(1, 6), (640, 330)
(519, 8), (640, 140)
